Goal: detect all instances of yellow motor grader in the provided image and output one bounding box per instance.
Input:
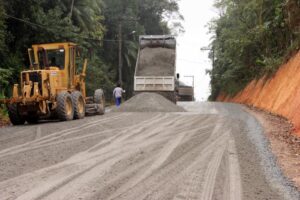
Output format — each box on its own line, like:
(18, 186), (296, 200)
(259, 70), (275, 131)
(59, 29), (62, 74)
(0, 42), (105, 125)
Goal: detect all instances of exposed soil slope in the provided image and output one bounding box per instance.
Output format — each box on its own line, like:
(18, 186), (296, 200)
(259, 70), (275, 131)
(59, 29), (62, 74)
(218, 51), (300, 136)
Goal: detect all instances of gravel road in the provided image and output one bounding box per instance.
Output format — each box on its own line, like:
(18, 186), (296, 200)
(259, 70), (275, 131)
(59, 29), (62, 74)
(0, 102), (299, 200)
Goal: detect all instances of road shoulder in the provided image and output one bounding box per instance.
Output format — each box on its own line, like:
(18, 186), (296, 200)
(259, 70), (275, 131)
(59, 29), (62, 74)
(244, 106), (300, 190)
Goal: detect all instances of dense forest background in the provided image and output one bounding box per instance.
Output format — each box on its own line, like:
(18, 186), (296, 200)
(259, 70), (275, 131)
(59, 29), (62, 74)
(208, 0), (300, 100)
(0, 0), (182, 100)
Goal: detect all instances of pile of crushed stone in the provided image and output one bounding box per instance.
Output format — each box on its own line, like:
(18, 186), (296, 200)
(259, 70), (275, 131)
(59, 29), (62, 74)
(136, 47), (175, 76)
(112, 93), (185, 112)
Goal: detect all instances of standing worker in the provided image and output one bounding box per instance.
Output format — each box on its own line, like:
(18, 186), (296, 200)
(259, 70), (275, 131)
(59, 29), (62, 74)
(113, 83), (125, 107)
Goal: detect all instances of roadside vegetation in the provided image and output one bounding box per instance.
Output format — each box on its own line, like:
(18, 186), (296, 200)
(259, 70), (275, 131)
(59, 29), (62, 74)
(208, 0), (300, 100)
(0, 92), (9, 126)
(0, 0), (182, 100)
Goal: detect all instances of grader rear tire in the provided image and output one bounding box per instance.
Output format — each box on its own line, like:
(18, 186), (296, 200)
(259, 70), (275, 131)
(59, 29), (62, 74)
(56, 92), (74, 121)
(94, 89), (105, 115)
(8, 104), (25, 125)
(71, 91), (85, 119)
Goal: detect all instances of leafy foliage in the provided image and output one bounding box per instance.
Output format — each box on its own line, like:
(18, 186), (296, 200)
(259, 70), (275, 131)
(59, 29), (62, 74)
(101, 0), (182, 96)
(0, 0), (182, 99)
(208, 0), (300, 100)
(0, 0), (6, 51)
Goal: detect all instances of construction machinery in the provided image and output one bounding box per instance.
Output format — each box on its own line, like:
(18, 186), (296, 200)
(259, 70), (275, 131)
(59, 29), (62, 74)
(0, 42), (105, 125)
(177, 81), (194, 101)
(134, 35), (178, 103)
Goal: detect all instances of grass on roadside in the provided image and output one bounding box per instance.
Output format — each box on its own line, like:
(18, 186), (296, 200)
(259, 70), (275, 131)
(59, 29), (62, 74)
(0, 106), (10, 127)
(0, 93), (10, 127)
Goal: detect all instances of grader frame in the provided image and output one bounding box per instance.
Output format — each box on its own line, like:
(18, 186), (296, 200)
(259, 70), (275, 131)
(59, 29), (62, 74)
(1, 42), (105, 125)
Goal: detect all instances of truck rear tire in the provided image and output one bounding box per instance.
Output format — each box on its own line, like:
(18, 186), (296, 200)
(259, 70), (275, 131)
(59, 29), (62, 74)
(71, 91), (85, 119)
(56, 92), (74, 121)
(94, 89), (105, 115)
(8, 104), (25, 125)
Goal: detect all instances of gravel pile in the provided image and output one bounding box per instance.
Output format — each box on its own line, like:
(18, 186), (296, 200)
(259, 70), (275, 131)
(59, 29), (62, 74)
(112, 93), (185, 112)
(136, 47), (175, 76)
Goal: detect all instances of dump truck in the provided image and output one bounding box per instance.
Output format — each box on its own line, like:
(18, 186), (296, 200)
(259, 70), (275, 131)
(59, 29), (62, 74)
(177, 81), (194, 101)
(0, 42), (105, 125)
(134, 35), (177, 103)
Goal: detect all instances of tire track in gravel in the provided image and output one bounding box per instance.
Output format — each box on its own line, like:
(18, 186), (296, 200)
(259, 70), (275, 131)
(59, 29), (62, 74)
(108, 129), (188, 200)
(0, 113), (166, 160)
(0, 127), (37, 150)
(0, 113), (164, 183)
(0, 113), (219, 200)
(200, 131), (229, 200)
(0, 102), (295, 200)
(226, 137), (242, 200)
(0, 114), (129, 158)
(106, 117), (230, 200)
(0, 113), (179, 199)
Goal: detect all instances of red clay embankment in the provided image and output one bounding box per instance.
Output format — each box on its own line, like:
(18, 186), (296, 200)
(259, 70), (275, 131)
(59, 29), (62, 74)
(218, 51), (300, 136)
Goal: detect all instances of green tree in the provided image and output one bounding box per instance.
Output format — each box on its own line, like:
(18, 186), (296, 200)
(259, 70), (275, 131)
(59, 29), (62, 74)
(0, 0), (182, 99)
(58, 0), (105, 40)
(0, 0), (6, 51)
(101, 0), (182, 96)
(208, 0), (300, 100)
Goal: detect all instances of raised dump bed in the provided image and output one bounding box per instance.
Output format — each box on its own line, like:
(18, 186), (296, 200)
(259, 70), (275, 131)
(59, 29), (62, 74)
(134, 35), (177, 102)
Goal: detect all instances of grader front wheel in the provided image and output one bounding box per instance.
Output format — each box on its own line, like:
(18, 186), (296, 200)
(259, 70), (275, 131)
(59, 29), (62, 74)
(56, 92), (74, 121)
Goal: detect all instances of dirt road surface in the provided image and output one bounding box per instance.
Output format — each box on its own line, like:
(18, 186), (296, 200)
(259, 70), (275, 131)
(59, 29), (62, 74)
(0, 102), (299, 200)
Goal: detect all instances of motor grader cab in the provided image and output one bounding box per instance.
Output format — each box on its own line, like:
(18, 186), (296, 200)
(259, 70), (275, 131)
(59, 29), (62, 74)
(1, 42), (105, 125)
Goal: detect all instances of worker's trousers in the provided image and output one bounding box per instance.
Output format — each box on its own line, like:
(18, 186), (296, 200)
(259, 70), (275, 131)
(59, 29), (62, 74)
(115, 97), (122, 107)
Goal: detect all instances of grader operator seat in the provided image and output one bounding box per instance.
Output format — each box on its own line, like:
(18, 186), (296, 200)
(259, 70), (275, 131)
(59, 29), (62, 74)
(49, 57), (57, 67)
(30, 44), (71, 70)
(27, 42), (84, 93)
